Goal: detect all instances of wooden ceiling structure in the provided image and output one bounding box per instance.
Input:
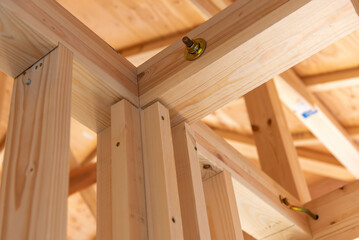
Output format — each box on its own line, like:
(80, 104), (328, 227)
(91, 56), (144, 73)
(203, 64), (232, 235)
(1, 0), (359, 239)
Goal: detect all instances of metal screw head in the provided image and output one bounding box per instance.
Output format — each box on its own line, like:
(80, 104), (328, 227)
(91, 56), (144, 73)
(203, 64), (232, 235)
(182, 36), (207, 61)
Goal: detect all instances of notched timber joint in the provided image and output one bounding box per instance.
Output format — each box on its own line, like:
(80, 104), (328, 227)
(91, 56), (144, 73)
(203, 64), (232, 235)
(280, 195), (319, 220)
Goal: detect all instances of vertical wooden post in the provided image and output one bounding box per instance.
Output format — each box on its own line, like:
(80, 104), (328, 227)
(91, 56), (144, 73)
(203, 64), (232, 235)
(244, 80), (311, 203)
(97, 99), (147, 240)
(203, 171), (244, 240)
(0, 44), (73, 240)
(141, 102), (183, 240)
(111, 100), (147, 239)
(97, 127), (112, 240)
(172, 123), (211, 239)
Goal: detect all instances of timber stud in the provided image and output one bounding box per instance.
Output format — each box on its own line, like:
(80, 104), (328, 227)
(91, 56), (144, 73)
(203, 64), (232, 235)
(182, 36), (207, 61)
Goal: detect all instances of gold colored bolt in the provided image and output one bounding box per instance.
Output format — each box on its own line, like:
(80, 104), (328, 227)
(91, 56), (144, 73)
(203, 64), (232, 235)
(182, 36), (207, 61)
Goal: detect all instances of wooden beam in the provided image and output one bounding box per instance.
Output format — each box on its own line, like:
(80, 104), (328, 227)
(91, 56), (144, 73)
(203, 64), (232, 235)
(138, 0), (359, 127)
(69, 162), (96, 196)
(203, 171), (244, 240)
(97, 128), (112, 240)
(244, 80), (311, 202)
(0, 44), (72, 240)
(69, 150), (97, 217)
(111, 100), (147, 240)
(302, 67), (359, 92)
(0, 0), (137, 132)
(305, 180), (359, 239)
(214, 128), (355, 181)
(187, 0), (221, 20)
(172, 123), (211, 239)
(275, 69), (359, 178)
(141, 102), (183, 240)
(191, 122), (311, 239)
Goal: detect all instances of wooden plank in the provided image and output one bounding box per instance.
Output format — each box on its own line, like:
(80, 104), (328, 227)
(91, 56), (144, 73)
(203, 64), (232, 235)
(203, 171), (244, 240)
(97, 127), (112, 240)
(0, 44), (72, 240)
(243, 232), (256, 240)
(244, 80), (311, 202)
(191, 122), (311, 239)
(172, 123), (211, 239)
(141, 102), (183, 240)
(69, 162), (96, 195)
(275, 69), (359, 178)
(305, 180), (359, 239)
(302, 67), (359, 91)
(138, 0), (359, 127)
(188, 0), (221, 20)
(111, 100), (147, 240)
(214, 128), (355, 181)
(0, 0), (137, 132)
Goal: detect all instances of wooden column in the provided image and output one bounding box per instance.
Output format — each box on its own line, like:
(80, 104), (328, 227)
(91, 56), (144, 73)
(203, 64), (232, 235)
(97, 99), (147, 240)
(244, 80), (311, 203)
(111, 100), (147, 239)
(141, 102), (183, 240)
(0, 44), (72, 240)
(172, 123), (211, 239)
(97, 128), (112, 240)
(203, 171), (244, 240)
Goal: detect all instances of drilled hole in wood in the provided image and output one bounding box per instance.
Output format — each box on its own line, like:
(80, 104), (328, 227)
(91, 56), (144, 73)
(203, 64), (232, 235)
(171, 217), (175, 223)
(203, 164), (212, 170)
(161, 116), (165, 120)
(116, 142), (120, 147)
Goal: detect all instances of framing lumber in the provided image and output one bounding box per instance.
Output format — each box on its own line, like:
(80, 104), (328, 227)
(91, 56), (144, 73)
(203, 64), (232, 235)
(141, 102), (183, 240)
(138, 0), (359, 127)
(172, 123), (211, 239)
(275, 69), (359, 178)
(191, 122), (311, 239)
(304, 179), (359, 239)
(302, 67), (359, 92)
(214, 128), (355, 181)
(0, 44), (72, 240)
(69, 151), (97, 217)
(97, 128), (112, 240)
(111, 100), (147, 240)
(244, 80), (311, 202)
(203, 171), (244, 240)
(0, 0), (137, 132)
(69, 162), (96, 196)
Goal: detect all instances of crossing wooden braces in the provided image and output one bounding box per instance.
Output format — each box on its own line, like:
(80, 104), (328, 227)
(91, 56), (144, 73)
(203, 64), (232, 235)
(1, 0), (359, 239)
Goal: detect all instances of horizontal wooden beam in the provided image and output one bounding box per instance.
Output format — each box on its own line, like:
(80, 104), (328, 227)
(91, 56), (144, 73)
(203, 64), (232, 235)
(191, 122), (311, 239)
(69, 162), (96, 196)
(275, 69), (359, 178)
(0, 0), (138, 132)
(213, 128), (355, 181)
(305, 180), (359, 239)
(138, 0), (359, 127)
(302, 67), (359, 92)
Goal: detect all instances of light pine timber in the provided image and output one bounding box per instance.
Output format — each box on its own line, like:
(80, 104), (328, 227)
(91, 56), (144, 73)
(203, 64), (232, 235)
(304, 180), (359, 240)
(69, 162), (97, 196)
(0, 44), (72, 240)
(172, 123), (211, 239)
(203, 171), (244, 240)
(244, 80), (311, 202)
(97, 128), (113, 240)
(141, 102), (183, 240)
(190, 122), (311, 239)
(302, 67), (359, 92)
(138, 0), (359, 127)
(213, 128), (355, 182)
(111, 100), (147, 240)
(0, 0), (137, 132)
(275, 69), (359, 178)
